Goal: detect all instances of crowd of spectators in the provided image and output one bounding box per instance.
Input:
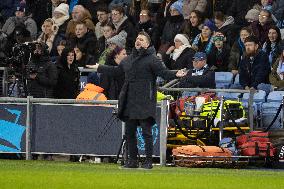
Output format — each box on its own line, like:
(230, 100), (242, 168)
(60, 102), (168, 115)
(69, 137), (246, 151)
(1, 0), (284, 99)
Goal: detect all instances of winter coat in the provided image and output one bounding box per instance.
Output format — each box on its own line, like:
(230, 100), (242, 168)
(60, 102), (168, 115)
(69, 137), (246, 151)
(228, 0), (259, 26)
(156, 0), (177, 35)
(2, 16), (38, 39)
(25, 0), (53, 29)
(26, 55), (58, 98)
(262, 42), (282, 66)
(77, 54), (95, 68)
(55, 63), (80, 99)
(192, 34), (214, 55)
(0, 0), (18, 22)
(114, 16), (136, 53)
(269, 57), (284, 89)
(135, 20), (160, 50)
(99, 56), (125, 100)
(179, 66), (216, 89)
(228, 39), (245, 71)
(164, 47), (195, 70)
(250, 21), (274, 46)
(207, 45), (231, 72)
(182, 0), (207, 19)
(181, 21), (202, 44)
(97, 46), (177, 121)
(65, 9), (95, 39)
(70, 31), (98, 57)
(239, 50), (271, 88)
(272, 0), (284, 21)
(159, 15), (184, 53)
(216, 16), (240, 46)
(76, 83), (107, 101)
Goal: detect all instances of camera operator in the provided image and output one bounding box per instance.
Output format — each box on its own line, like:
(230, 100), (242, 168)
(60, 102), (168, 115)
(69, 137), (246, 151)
(26, 42), (58, 98)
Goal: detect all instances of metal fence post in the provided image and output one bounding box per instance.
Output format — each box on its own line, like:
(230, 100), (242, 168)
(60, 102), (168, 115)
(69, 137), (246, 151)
(25, 96), (32, 160)
(248, 90), (254, 131)
(219, 96), (224, 142)
(160, 99), (168, 166)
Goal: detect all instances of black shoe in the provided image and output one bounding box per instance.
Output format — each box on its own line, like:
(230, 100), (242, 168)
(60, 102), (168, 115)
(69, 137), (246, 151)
(141, 159), (153, 169)
(122, 159), (139, 169)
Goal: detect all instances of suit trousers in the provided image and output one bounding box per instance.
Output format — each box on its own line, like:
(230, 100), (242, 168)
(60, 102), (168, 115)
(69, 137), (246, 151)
(125, 118), (154, 160)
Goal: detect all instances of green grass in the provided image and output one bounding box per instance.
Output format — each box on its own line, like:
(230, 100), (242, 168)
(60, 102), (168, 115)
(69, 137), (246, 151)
(0, 160), (283, 189)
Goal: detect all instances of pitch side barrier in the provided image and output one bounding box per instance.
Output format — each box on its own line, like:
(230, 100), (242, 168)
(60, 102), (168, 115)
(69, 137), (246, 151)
(0, 97), (170, 165)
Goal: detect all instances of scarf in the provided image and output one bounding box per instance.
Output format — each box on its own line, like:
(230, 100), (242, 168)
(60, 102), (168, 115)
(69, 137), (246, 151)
(171, 44), (191, 61)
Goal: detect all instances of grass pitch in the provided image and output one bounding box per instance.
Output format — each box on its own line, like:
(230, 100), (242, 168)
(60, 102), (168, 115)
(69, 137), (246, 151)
(0, 160), (283, 189)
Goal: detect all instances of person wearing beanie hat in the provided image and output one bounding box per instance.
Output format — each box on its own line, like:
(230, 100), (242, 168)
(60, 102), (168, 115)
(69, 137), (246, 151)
(107, 31), (127, 48)
(164, 33), (195, 70)
(245, 9), (260, 23)
(192, 19), (215, 54)
(54, 3), (69, 18)
(207, 32), (231, 71)
(170, 0), (183, 16)
(87, 32), (187, 169)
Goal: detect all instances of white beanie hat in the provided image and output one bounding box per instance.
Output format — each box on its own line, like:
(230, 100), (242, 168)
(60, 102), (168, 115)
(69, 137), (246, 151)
(174, 34), (190, 46)
(54, 3), (69, 16)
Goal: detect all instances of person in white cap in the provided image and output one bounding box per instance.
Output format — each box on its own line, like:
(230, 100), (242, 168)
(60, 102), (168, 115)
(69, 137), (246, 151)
(164, 33), (195, 70)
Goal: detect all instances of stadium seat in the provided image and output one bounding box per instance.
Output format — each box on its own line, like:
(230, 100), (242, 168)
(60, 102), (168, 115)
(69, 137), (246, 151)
(215, 72), (234, 89)
(217, 92), (241, 100)
(266, 91), (284, 102)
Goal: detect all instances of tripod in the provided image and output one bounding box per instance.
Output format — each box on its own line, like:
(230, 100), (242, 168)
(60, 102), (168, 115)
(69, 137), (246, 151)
(115, 134), (128, 165)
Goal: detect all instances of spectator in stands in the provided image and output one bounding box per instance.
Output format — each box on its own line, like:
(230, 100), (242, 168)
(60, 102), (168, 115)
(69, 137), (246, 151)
(100, 46), (127, 100)
(214, 11), (239, 46)
(262, 25), (282, 66)
(57, 40), (66, 56)
(156, 0), (177, 36)
(135, 9), (159, 49)
(227, 0), (260, 27)
(179, 51), (216, 89)
(129, 0), (149, 24)
(55, 47), (80, 99)
(76, 72), (107, 101)
(192, 19), (216, 55)
(2, 3), (38, 39)
(37, 18), (59, 58)
(26, 42), (58, 98)
(228, 27), (253, 75)
(98, 30), (127, 65)
(182, 0), (207, 20)
(181, 10), (204, 44)
(239, 35), (271, 90)
(148, 0), (163, 13)
(207, 32), (231, 72)
(70, 22), (97, 58)
(272, 0), (284, 39)
(95, 6), (110, 40)
(74, 44), (95, 67)
(157, 0), (184, 58)
(78, 0), (109, 24)
(245, 9), (261, 25)
(65, 5), (95, 39)
(269, 44), (284, 90)
(250, 9), (275, 46)
(52, 3), (70, 52)
(111, 5), (136, 52)
(164, 34), (195, 70)
(97, 22), (116, 56)
(109, 0), (131, 10)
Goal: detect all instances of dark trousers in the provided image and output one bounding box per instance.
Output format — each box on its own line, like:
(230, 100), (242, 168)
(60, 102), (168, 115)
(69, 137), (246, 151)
(125, 118), (154, 160)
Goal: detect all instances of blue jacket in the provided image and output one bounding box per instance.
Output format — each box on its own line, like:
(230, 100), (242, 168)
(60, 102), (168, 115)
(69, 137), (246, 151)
(239, 50), (271, 88)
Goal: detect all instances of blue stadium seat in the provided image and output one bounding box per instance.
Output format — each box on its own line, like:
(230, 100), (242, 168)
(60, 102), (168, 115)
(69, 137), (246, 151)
(215, 72), (234, 89)
(217, 92), (241, 100)
(266, 91), (284, 102)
